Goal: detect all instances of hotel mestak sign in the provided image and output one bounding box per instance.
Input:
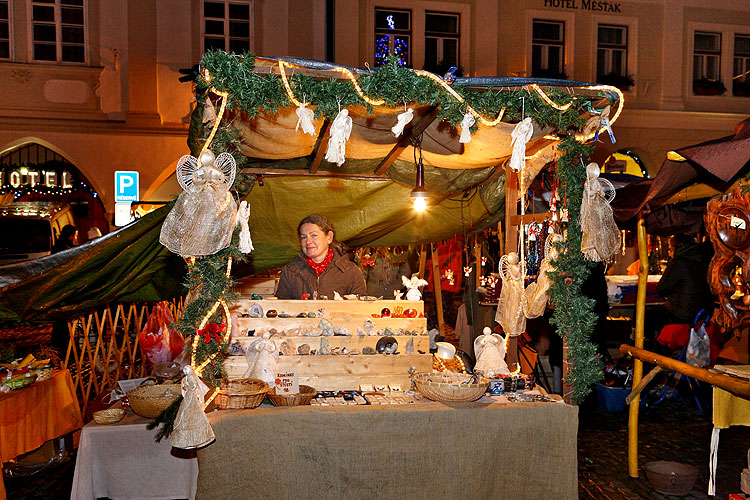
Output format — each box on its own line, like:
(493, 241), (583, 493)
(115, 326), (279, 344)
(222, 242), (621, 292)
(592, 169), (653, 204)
(543, 0), (622, 12)
(0, 167), (74, 188)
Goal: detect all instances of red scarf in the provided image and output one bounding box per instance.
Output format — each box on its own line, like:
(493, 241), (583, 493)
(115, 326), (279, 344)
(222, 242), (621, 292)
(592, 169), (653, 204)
(306, 248), (334, 276)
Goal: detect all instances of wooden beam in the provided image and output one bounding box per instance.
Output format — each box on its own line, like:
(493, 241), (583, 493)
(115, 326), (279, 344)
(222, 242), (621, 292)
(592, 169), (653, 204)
(373, 106), (440, 176)
(474, 236), (482, 289)
(509, 212), (552, 226)
(628, 213), (648, 478)
(626, 366), (663, 405)
(417, 244), (427, 279)
(239, 168), (388, 180)
(431, 242), (445, 336)
(619, 343), (750, 400)
(308, 120), (331, 174)
(504, 165), (518, 253)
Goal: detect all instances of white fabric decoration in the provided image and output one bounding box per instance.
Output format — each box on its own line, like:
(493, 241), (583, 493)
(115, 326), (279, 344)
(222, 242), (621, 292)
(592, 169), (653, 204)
(236, 200), (254, 254)
(708, 427), (720, 496)
(325, 108), (353, 167)
(459, 112), (475, 143)
(402, 275), (428, 301)
(523, 234), (561, 319)
(495, 252), (526, 337)
(295, 102), (316, 135)
(509, 117), (534, 172)
(473, 327), (510, 378)
(243, 332), (279, 388)
(169, 366), (215, 449)
(580, 162), (621, 261)
(391, 107), (414, 137)
(202, 98), (216, 126)
(159, 149), (238, 257)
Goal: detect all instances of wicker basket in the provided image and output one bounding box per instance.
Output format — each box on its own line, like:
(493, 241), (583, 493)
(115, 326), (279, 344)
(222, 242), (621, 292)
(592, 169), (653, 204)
(215, 378), (269, 410)
(126, 383), (181, 418)
(267, 385), (317, 407)
(93, 408), (126, 424)
(412, 372), (489, 402)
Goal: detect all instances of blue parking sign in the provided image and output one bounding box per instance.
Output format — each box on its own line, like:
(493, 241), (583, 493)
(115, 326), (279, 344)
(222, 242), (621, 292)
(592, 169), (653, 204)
(114, 171), (139, 202)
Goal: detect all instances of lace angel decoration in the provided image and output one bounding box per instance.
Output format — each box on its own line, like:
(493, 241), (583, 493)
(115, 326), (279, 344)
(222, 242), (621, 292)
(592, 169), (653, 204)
(523, 234), (562, 319)
(494, 252), (526, 337)
(170, 366), (215, 449)
(402, 275), (428, 301)
(580, 162), (621, 262)
(325, 108), (353, 167)
(473, 327), (510, 378)
(159, 149), (238, 257)
(243, 332), (279, 388)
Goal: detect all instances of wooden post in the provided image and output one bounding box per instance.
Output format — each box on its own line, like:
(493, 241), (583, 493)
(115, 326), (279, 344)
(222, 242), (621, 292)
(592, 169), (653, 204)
(417, 244), (427, 279)
(431, 242), (445, 336)
(628, 213), (648, 478)
(474, 236), (482, 289)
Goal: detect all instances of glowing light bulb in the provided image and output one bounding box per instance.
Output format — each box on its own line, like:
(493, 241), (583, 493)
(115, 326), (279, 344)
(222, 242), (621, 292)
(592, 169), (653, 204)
(413, 197), (427, 211)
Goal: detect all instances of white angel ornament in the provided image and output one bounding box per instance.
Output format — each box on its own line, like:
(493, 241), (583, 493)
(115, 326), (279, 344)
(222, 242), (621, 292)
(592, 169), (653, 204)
(580, 162), (621, 262)
(243, 332), (279, 388)
(170, 365), (215, 449)
(160, 149), (238, 257)
(495, 252), (526, 337)
(523, 234), (562, 319)
(474, 327), (510, 378)
(402, 275), (428, 301)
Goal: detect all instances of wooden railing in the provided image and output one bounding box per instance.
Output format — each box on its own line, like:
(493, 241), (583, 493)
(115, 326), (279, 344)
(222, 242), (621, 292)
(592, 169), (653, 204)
(64, 298), (183, 415)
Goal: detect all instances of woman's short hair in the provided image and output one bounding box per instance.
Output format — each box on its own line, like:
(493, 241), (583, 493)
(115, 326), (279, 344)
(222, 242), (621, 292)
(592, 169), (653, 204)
(298, 214), (345, 253)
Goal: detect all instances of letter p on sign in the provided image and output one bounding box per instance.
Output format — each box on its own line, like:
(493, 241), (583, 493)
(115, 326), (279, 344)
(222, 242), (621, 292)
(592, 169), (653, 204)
(114, 171), (139, 202)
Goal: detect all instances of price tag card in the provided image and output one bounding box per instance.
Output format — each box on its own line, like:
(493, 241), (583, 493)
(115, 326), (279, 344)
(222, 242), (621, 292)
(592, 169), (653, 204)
(731, 216), (747, 230)
(274, 371), (299, 394)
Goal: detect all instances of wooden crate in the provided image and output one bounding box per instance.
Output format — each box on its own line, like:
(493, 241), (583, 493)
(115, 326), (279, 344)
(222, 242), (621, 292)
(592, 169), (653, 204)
(227, 299), (432, 391)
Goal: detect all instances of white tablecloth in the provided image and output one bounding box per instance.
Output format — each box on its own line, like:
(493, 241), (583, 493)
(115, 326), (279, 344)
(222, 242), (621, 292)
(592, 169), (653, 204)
(71, 409), (198, 500)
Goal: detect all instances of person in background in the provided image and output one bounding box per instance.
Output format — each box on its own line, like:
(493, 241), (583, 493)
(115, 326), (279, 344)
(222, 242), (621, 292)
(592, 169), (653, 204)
(52, 224), (78, 253)
(362, 250), (411, 299)
(656, 234), (713, 325)
(276, 214), (366, 299)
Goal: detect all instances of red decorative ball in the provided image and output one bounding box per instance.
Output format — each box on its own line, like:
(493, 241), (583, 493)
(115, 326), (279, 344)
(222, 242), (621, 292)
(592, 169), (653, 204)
(381, 308), (391, 317)
(403, 308), (417, 318)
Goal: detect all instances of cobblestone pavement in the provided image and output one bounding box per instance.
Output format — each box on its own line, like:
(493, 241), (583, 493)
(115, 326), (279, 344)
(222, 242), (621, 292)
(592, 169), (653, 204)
(579, 388), (750, 500)
(5, 387), (750, 499)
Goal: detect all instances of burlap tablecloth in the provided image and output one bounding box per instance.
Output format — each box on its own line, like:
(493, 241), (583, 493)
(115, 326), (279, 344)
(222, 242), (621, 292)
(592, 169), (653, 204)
(198, 400), (578, 500)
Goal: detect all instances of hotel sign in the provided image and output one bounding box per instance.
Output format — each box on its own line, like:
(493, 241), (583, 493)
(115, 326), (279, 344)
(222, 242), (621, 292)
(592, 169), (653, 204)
(0, 167), (74, 189)
(543, 0), (622, 12)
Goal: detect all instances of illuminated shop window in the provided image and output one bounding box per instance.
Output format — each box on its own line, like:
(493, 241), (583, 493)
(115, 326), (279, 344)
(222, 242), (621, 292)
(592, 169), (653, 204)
(374, 7), (410, 67)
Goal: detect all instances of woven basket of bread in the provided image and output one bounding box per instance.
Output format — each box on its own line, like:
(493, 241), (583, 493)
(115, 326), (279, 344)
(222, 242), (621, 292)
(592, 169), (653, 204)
(412, 372), (489, 403)
(267, 385), (317, 407)
(126, 383), (181, 418)
(215, 378), (269, 410)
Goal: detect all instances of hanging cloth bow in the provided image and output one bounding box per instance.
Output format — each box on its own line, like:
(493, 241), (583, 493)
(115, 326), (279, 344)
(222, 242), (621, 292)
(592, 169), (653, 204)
(509, 117), (534, 172)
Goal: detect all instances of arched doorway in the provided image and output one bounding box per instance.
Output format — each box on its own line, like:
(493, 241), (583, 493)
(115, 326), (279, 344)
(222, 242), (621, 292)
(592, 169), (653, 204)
(0, 142), (107, 241)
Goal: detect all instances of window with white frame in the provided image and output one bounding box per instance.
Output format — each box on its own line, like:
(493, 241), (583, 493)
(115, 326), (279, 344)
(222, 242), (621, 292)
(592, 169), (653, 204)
(693, 31), (721, 81)
(374, 7), (410, 67)
(0, 1), (9, 60)
(597, 24), (627, 80)
(532, 19), (565, 79)
(31, 0), (85, 63)
(424, 11), (459, 75)
(733, 34), (750, 96)
(202, 0), (252, 53)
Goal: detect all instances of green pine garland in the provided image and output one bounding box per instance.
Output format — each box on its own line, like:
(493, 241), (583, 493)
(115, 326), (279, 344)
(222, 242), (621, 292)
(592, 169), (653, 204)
(548, 135), (604, 403)
(178, 50), (613, 406)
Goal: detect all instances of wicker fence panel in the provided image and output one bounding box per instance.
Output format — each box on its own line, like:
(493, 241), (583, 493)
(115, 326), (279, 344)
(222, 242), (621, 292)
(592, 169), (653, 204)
(64, 299), (183, 415)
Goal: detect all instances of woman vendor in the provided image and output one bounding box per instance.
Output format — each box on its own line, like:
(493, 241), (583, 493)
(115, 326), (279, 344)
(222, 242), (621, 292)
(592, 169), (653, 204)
(276, 214), (366, 299)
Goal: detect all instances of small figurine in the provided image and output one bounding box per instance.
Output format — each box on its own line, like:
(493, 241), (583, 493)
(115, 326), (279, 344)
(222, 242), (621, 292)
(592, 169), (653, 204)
(402, 275), (428, 301)
(473, 327), (510, 378)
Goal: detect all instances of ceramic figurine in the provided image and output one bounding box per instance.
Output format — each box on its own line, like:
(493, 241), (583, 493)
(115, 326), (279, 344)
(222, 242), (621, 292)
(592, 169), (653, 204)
(402, 275), (428, 301)
(473, 327), (510, 378)
(243, 332), (278, 388)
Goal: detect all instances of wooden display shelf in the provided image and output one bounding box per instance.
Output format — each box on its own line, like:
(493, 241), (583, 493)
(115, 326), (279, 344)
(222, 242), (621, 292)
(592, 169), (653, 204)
(237, 299), (424, 316)
(231, 335), (429, 353)
(236, 317), (426, 336)
(225, 353), (432, 391)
